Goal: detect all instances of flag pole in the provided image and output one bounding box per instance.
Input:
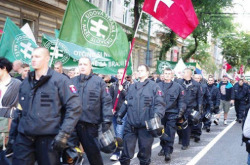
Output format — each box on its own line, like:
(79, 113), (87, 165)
(49, 38), (59, 67)
(112, 11), (144, 114)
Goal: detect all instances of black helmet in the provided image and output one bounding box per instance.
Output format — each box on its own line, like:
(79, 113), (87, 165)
(190, 109), (201, 125)
(98, 130), (116, 154)
(176, 118), (188, 130)
(145, 116), (164, 138)
(62, 147), (84, 165)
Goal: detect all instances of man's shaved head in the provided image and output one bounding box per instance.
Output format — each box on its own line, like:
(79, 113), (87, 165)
(33, 47), (50, 57)
(31, 47), (50, 70)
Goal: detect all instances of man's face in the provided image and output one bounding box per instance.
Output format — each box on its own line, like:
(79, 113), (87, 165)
(54, 64), (63, 73)
(164, 70), (172, 81)
(68, 70), (75, 78)
(78, 58), (92, 75)
(138, 66), (148, 79)
(12, 61), (22, 72)
(222, 76), (228, 82)
(31, 49), (50, 70)
(21, 67), (30, 78)
(239, 80), (244, 86)
(183, 70), (192, 80)
(193, 75), (201, 82)
(208, 78), (214, 85)
(117, 69), (125, 80)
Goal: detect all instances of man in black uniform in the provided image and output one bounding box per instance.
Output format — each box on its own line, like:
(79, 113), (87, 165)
(206, 77), (221, 131)
(71, 57), (113, 165)
(12, 47), (82, 165)
(192, 74), (213, 139)
(157, 68), (185, 162)
(177, 68), (203, 150)
(117, 64), (165, 165)
(233, 79), (249, 123)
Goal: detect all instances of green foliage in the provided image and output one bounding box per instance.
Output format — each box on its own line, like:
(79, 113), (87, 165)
(158, 30), (177, 60)
(220, 32), (250, 71)
(183, 0), (234, 61)
(191, 41), (218, 74)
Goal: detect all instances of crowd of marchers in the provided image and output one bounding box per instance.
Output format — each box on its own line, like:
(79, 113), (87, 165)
(0, 47), (249, 165)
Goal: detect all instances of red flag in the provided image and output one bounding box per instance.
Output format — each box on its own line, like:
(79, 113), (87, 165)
(238, 65), (244, 75)
(142, 0), (199, 39)
(224, 63), (232, 72)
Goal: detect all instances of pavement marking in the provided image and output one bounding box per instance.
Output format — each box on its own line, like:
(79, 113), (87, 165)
(186, 120), (237, 165)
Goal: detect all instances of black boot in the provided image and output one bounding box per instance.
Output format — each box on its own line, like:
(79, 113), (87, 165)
(158, 148), (164, 156)
(165, 153), (171, 162)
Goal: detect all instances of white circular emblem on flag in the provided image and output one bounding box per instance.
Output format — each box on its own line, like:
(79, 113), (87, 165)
(12, 33), (37, 64)
(158, 61), (172, 73)
(43, 40), (70, 65)
(81, 9), (117, 47)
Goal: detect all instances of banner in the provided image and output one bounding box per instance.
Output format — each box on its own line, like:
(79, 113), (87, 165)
(157, 60), (196, 74)
(59, 0), (129, 65)
(42, 34), (132, 75)
(0, 17), (38, 64)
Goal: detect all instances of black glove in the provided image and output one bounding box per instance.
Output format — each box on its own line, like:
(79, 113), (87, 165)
(102, 122), (111, 133)
(51, 131), (70, 151)
(198, 105), (203, 114)
(117, 116), (123, 125)
(5, 138), (15, 157)
(177, 108), (185, 120)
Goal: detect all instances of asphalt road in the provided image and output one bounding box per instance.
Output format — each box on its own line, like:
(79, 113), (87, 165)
(82, 107), (248, 165)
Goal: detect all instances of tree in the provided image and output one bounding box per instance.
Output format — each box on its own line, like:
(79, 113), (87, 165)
(182, 0), (234, 61)
(220, 32), (250, 71)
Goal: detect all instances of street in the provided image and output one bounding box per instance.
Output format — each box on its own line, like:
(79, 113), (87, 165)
(83, 107), (247, 165)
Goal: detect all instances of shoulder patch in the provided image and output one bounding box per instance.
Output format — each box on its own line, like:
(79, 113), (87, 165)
(181, 90), (185, 96)
(157, 90), (163, 96)
(106, 87), (110, 94)
(69, 85), (77, 93)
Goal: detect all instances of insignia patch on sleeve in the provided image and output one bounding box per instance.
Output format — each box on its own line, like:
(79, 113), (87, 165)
(181, 90), (185, 96)
(69, 85), (77, 93)
(106, 87), (110, 94)
(157, 90), (163, 96)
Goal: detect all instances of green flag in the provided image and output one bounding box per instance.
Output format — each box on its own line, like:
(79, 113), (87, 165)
(0, 17), (38, 64)
(59, 0), (129, 65)
(157, 60), (197, 74)
(42, 34), (132, 75)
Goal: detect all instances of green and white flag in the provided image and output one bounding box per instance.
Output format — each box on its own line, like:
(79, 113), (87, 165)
(42, 34), (132, 75)
(0, 17), (38, 64)
(59, 0), (129, 65)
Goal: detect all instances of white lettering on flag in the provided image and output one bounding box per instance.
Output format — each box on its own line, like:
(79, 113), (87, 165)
(20, 42), (34, 59)
(50, 45), (63, 59)
(90, 19), (108, 39)
(154, 0), (174, 12)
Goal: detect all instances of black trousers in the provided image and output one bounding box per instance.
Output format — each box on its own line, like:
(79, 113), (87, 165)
(76, 122), (103, 165)
(160, 113), (177, 154)
(119, 123), (154, 165)
(178, 109), (193, 147)
(235, 100), (247, 120)
(12, 133), (60, 165)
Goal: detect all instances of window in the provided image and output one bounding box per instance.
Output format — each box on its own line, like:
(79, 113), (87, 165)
(22, 19), (35, 32)
(106, 0), (112, 17)
(123, 2), (129, 24)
